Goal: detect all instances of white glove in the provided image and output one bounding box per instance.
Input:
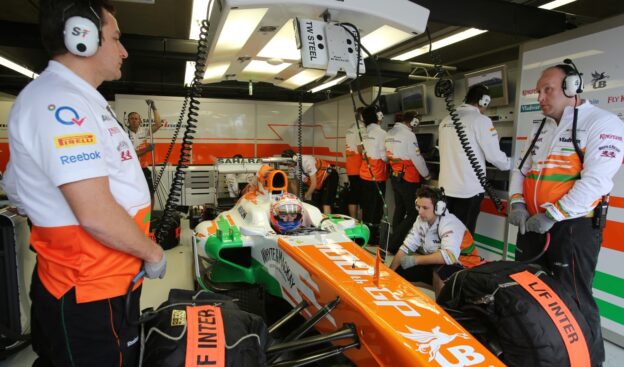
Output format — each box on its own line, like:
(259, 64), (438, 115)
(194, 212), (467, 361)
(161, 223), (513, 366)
(400, 254), (418, 269)
(508, 203), (530, 235)
(144, 252), (167, 279)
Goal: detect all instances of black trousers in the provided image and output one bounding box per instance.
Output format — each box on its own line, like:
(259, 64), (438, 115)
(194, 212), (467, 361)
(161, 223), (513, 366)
(360, 179), (386, 245)
(346, 175), (362, 205)
(31, 268), (142, 367)
(445, 193), (484, 234)
(314, 169), (339, 207)
(142, 167), (154, 198)
(389, 176), (420, 254)
(515, 217), (605, 363)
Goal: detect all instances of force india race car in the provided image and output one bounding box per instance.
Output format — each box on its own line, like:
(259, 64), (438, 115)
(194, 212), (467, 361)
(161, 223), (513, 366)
(192, 165), (503, 366)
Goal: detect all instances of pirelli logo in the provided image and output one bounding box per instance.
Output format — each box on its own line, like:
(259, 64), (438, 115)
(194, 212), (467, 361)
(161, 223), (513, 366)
(54, 133), (96, 148)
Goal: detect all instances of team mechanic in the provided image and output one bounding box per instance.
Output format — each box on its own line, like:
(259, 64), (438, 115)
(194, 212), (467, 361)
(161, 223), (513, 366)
(1, 1), (167, 365)
(438, 84), (511, 234)
(358, 105), (388, 245)
(508, 64), (624, 365)
(385, 111), (431, 254)
(344, 107), (365, 219)
(390, 186), (482, 298)
(283, 151), (338, 215)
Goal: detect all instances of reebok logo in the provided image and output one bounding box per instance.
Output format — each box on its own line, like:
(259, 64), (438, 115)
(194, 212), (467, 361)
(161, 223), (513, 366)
(60, 151), (102, 165)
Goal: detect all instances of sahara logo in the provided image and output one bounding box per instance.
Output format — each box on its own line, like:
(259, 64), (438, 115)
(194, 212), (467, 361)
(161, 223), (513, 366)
(50, 105), (86, 126)
(590, 71), (609, 89)
(54, 133), (96, 148)
(399, 326), (485, 366)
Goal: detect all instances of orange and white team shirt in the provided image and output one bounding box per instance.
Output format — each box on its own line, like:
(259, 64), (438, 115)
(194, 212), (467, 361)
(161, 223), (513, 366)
(359, 123), (388, 182)
(295, 155), (331, 190)
(509, 102), (624, 220)
(345, 123), (363, 176)
(400, 212), (482, 269)
(385, 123), (429, 183)
(1, 61), (151, 303)
(129, 126), (153, 168)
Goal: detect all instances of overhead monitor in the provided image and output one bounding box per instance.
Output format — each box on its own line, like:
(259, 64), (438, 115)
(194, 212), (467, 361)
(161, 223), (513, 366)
(465, 64), (509, 108)
(399, 84), (428, 115)
(379, 93), (402, 114)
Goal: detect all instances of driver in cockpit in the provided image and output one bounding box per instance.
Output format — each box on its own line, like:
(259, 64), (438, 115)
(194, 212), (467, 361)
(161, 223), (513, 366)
(270, 193), (304, 234)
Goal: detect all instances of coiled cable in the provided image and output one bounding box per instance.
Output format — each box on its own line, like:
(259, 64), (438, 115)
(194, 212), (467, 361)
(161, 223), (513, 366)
(427, 29), (503, 212)
(297, 93), (304, 198)
(154, 18), (210, 243)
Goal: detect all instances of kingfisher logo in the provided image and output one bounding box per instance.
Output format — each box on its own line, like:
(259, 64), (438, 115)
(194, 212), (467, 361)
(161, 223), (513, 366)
(54, 133), (96, 148)
(51, 105), (86, 126)
(521, 104), (541, 112)
(60, 151), (102, 165)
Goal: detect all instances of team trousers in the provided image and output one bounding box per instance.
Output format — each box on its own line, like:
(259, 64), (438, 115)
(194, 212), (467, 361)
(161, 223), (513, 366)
(445, 193), (484, 234)
(31, 268), (142, 367)
(360, 179), (386, 245)
(389, 176), (420, 254)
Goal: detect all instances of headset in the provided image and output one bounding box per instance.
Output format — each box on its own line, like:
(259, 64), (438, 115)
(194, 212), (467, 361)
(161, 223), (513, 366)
(63, 2), (102, 57)
(376, 106), (384, 121)
(409, 116), (420, 127)
(465, 84), (491, 108)
(557, 59), (584, 98)
(433, 187), (447, 216)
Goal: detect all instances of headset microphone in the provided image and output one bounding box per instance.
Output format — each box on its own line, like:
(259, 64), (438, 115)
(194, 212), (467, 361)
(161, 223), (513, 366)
(561, 58), (584, 96)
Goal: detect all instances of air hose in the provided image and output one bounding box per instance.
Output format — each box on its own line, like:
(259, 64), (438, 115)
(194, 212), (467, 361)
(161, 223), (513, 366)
(297, 93), (304, 198)
(427, 30), (503, 212)
(154, 19), (210, 243)
(153, 92), (190, 190)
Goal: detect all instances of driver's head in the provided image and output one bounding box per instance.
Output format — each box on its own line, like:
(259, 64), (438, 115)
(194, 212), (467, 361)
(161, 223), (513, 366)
(270, 193), (303, 233)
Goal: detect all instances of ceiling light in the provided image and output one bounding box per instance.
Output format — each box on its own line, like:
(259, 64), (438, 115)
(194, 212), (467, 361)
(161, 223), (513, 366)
(213, 8), (268, 59)
(189, 0), (212, 40)
(0, 56), (38, 79)
(280, 69), (325, 89)
(308, 76), (347, 93)
(392, 28), (487, 61)
(361, 25), (414, 56)
(241, 60), (292, 78)
(539, 0), (576, 10)
(202, 62), (231, 83)
(257, 19), (301, 61)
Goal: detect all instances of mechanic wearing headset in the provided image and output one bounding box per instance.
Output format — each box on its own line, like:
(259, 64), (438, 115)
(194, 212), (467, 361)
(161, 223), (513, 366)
(508, 64), (624, 364)
(0, 1), (166, 365)
(438, 84), (511, 234)
(390, 186), (482, 298)
(344, 107), (365, 219)
(385, 111), (431, 254)
(128, 99), (162, 200)
(282, 150), (338, 214)
(358, 105), (388, 245)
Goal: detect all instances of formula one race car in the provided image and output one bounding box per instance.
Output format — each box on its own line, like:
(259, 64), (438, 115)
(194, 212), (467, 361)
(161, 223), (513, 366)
(192, 164), (503, 366)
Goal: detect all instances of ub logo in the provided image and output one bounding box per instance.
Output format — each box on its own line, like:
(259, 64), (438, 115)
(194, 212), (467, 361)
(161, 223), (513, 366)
(400, 326), (485, 366)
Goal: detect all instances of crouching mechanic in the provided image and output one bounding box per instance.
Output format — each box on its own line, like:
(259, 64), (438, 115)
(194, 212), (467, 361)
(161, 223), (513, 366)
(270, 193), (305, 234)
(390, 187), (483, 297)
(0, 1), (166, 365)
(282, 150), (338, 214)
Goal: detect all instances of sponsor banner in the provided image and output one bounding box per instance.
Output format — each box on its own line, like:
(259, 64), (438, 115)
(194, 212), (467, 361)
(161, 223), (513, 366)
(185, 305), (225, 367)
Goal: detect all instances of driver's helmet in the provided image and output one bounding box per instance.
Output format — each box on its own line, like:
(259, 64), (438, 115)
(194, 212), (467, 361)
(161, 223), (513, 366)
(270, 193), (304, 233)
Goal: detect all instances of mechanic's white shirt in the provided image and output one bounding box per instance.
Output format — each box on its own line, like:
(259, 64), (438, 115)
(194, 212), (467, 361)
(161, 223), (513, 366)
(438, 104), (510, 198)
(128, 125), (151, 149)
(359, 123), (388, 181)
(1, 61), (150, 226)
(385, 123), (429, 181)
(294, 155), (318, 184)
(400, 212), (466, 265)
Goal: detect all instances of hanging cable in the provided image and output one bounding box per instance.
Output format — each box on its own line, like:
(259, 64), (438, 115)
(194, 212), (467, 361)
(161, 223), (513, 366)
(297, 92), (304, 198)
(154, 18), (210, 243)
(427, 29), (503, 212)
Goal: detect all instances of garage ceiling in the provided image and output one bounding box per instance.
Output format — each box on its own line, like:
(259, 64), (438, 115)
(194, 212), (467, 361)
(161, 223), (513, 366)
(0, 0), (622, 102)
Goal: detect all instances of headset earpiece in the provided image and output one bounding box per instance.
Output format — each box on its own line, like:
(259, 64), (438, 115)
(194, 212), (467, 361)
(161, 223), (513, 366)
(409, 117), (420, 127)
(434, 187), (447, 216)
(560, 59), (584, 98)
(478, 94), (491, 108)
(63, 4), (101, 57)
(376, 110), (384, 121)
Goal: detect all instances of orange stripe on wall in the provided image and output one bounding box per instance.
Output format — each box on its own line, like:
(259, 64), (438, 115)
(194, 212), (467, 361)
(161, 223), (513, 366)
(603, 220), (624, 252)
(610, 196), (624, 209)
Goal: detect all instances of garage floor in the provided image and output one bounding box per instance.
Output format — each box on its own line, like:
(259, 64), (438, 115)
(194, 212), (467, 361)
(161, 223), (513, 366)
(1, 218), (622, 366)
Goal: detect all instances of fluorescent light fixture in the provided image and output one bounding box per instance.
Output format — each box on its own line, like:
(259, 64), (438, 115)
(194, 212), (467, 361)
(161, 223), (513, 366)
(242, 60), (292, 77)
(201, 62), (230, 83)
(213, 8), (268, 57)
(0, 56), (38, 79)
(308, 76), (347, 93)
(281, 69), (325, 89)
(393, 28), (487, 61)
(257, 19), (301, 61)
(184, 61), (196, 86)
(189, 0), (211, 40)
(523, 50), (603, 70)
(539, 0), (576, 10)
(361, 25), (414, 56)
